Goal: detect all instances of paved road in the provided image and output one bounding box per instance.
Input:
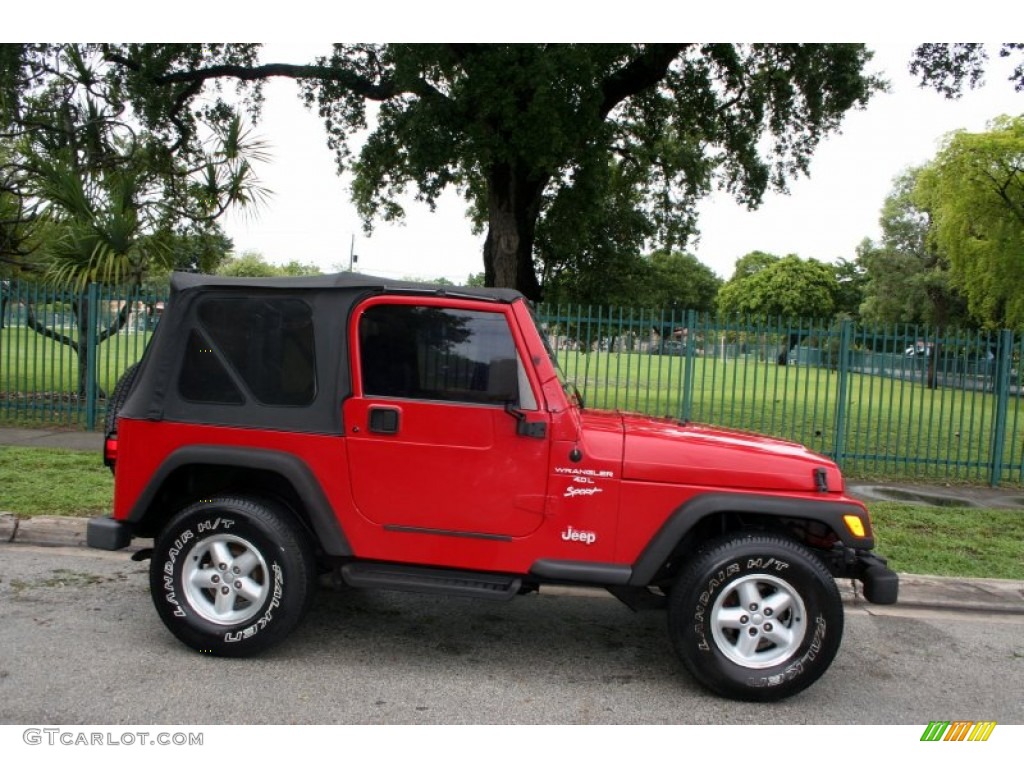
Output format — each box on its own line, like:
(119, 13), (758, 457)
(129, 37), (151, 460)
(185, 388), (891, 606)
(0, 544), (1021, 725)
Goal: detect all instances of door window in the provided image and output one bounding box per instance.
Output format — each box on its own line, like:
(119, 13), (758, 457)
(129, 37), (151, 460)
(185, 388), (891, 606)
(359, 305), (533, 407)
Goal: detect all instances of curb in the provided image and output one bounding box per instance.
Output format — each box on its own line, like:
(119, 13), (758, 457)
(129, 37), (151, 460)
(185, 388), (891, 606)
(837, 574), (1024, 615)
(2, 513), (90, 548)
(2, 513), (1022, 614)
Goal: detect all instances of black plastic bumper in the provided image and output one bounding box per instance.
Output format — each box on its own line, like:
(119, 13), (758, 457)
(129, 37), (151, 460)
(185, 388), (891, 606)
(86, 516), (132, 551)
(856, 551), (899, 605)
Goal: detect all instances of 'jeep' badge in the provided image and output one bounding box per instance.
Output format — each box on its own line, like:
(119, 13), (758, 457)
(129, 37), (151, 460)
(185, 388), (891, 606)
(561, 526), (597, 545)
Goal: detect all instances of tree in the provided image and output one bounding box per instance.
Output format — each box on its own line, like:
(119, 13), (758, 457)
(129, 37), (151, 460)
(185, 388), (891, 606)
(645, 251), (721, 312)
(726, 250), (779, 281)
(0, 142), (38, 276)
(1, 45), (268, 288)
(832, 257), (867, 320)
(914, 116), (1024, 328)
(857, 168), (968, 327)
(4, 44), (883, 298)
(1, 45), (266, 394)
(541, 248), (654, 307)
(536, 150), (657, 303)
(1, 140), (49, 327)
(717, 252), (838, 319)
(542, 249), (720, 310)
(910, 43), (1024, 98)
(216, 250), (321, 277)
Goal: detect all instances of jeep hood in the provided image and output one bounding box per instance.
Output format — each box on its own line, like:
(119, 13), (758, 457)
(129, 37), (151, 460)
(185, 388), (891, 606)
(610, 413), (843, 493)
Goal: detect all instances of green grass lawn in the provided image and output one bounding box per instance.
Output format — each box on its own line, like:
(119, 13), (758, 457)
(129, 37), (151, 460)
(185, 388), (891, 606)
(0, 324), (152, 395)
(558, 349), (1024, 485)
(1, 324), (151, 427)
(0, 446), (113, 516)
(1, 445), (1020, 580)
(869, 502), (1024, 580)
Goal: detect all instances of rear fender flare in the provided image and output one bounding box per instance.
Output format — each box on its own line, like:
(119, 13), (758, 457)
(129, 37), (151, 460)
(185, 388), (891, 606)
(126, 445), (351, 556)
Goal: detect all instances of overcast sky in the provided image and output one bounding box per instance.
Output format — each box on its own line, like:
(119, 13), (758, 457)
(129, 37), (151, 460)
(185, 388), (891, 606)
(17, 4), (1024, 283)
(218, 42), (1023, 283)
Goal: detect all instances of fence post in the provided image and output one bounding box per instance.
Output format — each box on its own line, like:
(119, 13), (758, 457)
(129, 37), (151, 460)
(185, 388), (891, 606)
(989, 328), (1014, 487)
(832, 319), (853, 469)
(681, 309), (696, 422)
(84, 282), (100, 431)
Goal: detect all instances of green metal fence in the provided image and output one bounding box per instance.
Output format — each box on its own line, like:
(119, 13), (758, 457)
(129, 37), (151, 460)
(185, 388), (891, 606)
(2, 281), (1022, 485)
(539, 305), (1024, 486)
(0, 281), (161, 430)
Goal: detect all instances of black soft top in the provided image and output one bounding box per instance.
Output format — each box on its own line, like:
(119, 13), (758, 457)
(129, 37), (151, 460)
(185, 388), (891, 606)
(169, 271), (524, 303)
(119, 272), (525, 436)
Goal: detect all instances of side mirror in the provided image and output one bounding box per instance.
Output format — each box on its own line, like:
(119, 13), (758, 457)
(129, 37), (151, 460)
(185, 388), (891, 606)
(505, 401), (547, 439)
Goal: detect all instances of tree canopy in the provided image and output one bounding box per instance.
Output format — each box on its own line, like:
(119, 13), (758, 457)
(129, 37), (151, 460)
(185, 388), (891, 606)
(216, 250), (321, 277)
(717, 252), (838, 319)
(910, 43), (1024, 98)
(0, 45), (266, 287)
(832, 257), (868, 320)
(914, 115), (1024, 328)
(544, 248), (720, 310)
(2, 44), (883, 298)
(857, 168), (968, 328)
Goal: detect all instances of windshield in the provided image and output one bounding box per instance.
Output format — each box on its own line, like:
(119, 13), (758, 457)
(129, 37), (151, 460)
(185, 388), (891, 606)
(527, 303), (583, 408)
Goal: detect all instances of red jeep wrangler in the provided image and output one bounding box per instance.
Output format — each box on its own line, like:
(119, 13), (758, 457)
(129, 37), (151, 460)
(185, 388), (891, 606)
(88, 272), (897, 701)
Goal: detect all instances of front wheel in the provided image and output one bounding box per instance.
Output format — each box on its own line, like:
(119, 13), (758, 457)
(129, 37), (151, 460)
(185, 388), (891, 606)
(667, 534), (844, 701)
(150, 496), (316, 657)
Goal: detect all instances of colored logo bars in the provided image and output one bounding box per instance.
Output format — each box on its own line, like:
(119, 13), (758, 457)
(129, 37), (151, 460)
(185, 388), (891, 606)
(920, 721), (997, 742)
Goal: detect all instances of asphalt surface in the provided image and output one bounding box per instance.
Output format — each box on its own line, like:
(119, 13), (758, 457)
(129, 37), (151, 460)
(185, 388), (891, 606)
(2, 426), (1022, 615)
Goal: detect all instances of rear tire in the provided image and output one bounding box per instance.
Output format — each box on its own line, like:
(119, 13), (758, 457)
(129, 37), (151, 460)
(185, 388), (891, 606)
(150, 496), (316, 657)
(667, 534), (843, 701)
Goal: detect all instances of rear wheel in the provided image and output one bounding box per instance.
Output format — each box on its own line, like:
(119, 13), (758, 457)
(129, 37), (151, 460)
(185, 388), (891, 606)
(667, 534), (843, 701)
(150, 496), (316, 657)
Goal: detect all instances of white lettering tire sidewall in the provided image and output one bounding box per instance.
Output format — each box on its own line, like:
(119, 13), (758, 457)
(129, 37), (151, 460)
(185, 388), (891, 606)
(149, 497), (314, 657)
(668, 534), (844, 702)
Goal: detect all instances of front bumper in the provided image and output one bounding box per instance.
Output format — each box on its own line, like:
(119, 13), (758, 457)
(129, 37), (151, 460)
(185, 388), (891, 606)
(86, 516), (132, 551)
(857, 551), (899, 604)
(829, 545), (899, 604)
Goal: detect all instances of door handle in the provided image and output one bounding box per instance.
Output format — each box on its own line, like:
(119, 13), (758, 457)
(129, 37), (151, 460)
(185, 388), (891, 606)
(368, 406), (400, 434)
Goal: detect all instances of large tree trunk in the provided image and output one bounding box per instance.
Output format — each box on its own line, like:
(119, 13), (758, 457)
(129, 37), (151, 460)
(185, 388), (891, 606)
(482, 162), (548, 299)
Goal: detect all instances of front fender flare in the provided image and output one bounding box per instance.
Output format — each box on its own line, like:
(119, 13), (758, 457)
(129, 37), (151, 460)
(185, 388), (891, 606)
(629, 493), (872, 586)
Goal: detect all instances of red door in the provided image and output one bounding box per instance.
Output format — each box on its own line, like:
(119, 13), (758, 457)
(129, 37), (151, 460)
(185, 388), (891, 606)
(343, 298), (550, 539)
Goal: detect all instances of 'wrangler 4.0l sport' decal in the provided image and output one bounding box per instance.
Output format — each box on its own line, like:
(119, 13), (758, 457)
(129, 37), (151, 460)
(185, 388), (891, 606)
(558, 468), (610, 499)
(555, 467), (614, 478)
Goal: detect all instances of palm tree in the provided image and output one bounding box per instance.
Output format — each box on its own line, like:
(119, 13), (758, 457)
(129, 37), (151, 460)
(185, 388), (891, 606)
(18, 112), (269, 395)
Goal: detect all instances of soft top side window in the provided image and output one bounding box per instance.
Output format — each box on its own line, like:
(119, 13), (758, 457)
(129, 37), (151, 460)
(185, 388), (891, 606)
(177, 296), (317, 406)
(359, 304), (532, 407)
(178, 328), (245, 405)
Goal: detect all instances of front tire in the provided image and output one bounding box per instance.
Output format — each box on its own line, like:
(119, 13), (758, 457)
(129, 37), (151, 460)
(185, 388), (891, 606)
(667, 534), (843, 701)
(149, 496), (316, 657)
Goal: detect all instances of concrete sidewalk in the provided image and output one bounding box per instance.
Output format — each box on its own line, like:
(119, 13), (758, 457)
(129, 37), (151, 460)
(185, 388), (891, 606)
(0, 426), (103, 452)
(1, 426), (1022, 615)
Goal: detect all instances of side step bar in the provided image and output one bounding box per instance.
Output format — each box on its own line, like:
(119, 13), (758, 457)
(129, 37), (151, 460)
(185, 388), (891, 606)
(341, 562), (522, 601)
